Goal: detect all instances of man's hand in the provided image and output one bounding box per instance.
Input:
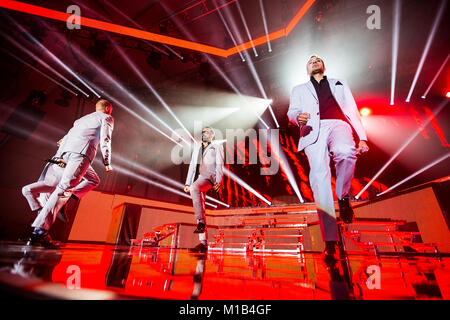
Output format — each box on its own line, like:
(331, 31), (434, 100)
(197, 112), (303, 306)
(356, 140), (369, 155)
(105, 165), (113, 172)
(297, 112), (310, 126)
(184, 185), (190, 193)
(56, 139), (63, 147)
(56, 158), (66, 168)
(213, 182), (221, 192)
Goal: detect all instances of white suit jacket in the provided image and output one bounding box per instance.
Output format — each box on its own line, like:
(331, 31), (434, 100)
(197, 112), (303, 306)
(185, 141), (224, 186)
(287, 78), (367, 151)
(58, 111), (114, 165)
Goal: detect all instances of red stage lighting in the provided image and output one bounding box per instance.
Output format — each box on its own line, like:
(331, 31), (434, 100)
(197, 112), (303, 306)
(446, 91), (450, 98)
(360, 108), (372, 117)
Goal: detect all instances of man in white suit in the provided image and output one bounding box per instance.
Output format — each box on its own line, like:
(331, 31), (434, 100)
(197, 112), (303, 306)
(287, 56), (369, 259)
(26, 99), (114, 247)
(184, 127), (224, 253)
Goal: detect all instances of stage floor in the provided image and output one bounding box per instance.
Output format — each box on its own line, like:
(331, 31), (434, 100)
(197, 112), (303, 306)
(0, 241), (449, 300)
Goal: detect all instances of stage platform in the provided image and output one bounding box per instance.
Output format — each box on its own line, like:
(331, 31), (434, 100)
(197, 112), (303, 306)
(2, 178), (448, 300)
(0, 241), (449, 300)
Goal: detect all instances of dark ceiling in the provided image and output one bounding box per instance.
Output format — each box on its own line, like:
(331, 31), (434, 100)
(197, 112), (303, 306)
(0, 0), (448, 205)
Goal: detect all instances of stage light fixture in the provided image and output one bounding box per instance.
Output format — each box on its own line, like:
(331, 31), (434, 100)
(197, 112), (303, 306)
(360, 108), (372, 117)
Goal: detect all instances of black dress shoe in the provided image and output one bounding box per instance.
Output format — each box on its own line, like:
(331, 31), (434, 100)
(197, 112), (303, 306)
(193, 222), (206, 234)
(189, 243), (208, 253)
(338, 195), (354, 224)
(27, 233), (59, 249)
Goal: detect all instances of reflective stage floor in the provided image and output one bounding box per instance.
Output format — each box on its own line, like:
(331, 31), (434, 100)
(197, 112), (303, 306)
(0, 242), (449, 300)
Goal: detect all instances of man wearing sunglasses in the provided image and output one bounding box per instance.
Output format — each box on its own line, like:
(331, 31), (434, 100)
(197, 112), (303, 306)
(184, 127), (224, 253)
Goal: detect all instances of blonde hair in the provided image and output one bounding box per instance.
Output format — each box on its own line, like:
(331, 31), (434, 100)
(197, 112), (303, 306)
(96, 99), (112, 109)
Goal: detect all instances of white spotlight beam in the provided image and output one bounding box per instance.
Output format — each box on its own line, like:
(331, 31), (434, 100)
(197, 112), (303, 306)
(240, 50), (278, 128)
(216, 3), (271, 129)
(84, 80), (183, 146)
(91, 44), (188, 145)
(112, 164), (217, 208)
(1, 32), (90, 97)
(276, 148), (304, 203)
(377, 152), (450, 197)
(259, 130), (303, 203)
(268, 105), (279, 128)
(235, 0), (258, 57)
(390, 0), (401, 106)
(6, 15), (101, 98)
(203, 53), (270, 129)
(355, 100), (448, 199)
(213, 0), (246, 62)
(27, 18), (184, 145)
(421, 53), (450, 99)
(50, 29), (188, 145)
(217, 1), (276, 128)
(114, 154), (230, 207)
(258, 0), (272, 52)
(111, 41), (194, 142)
(158, 1), (268, 130)
(405, 0), (447, 102)
(224, 168), (271, 205)
(2, 48), (78, 96)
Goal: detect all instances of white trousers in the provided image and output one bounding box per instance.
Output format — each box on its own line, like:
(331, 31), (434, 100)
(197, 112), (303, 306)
(189, 176), (213, 223)
(304, 120), (357, 242)
(22, 165), (99, 212)
(31, 153), (91, 230)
